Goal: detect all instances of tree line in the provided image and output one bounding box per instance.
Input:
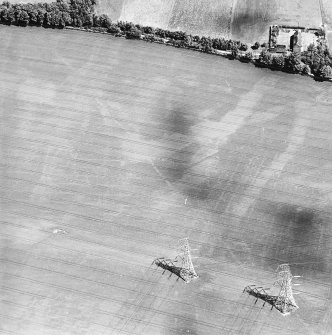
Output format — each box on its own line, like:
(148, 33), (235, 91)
(256, 42), (332, 79)
(0, 0), (96, 27)
(1, 0), (331, 80)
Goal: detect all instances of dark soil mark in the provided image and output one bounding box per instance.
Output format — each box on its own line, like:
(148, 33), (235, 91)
(231, 0), (278, 42)
(153, 102), (198, 181)
(265, 202), (331, 274)
(185, 180), (215, 201)
(162, 103), (196, 136)
(276, 205), (319, 240)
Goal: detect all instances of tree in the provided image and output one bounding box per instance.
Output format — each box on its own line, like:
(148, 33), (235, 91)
(283, 52), (302, 73)
(76, 17), (82, 27)
(0, 6), (8, 23)
(50, 11), (60, 27)
(97, 13), (110, 28)
(28, 8), (38, 25)
(241, 50), (253, 62)
(154, 28), (166, 38)
(200, 36), (212, 53)
(36, 8), (46, 25)
(18, 9), (29, 26)
(142, 26), (153, 34)
(272, 54), (285, 69)
(192, 35), (200, 43)
(318, 65), (332, 79)
(251, 41), (260, 50)
(125, 27), (141, 39)
(258, 50), (272, 66)
(107, 24), (120, 34)
(239, 43), (248, 51)
(301, 41), (332, 75)
(43, 11), (51, 26)
(62, 11), (72, 25)
(2, 1), (10, 8)
(1, 6), (15, 25)
(184, 34), (193, 46)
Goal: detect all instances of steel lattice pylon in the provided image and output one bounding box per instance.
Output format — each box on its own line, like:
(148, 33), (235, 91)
(273, 264), (299, 315)
(243, 264), (299, 315)
(152, 238), (198, 283)
(175, 238), (199, 283)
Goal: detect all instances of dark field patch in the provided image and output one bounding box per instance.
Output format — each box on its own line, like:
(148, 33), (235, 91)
(265, 202), (331, 274)
(151, 102), (198, 181)
(162, 103), (195, 137)
(275, 205), (320, 239)
(231, 0), (278, 43)
(185, 180), (213, 202)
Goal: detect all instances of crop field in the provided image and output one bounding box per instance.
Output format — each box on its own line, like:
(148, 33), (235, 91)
(1, 25), (332, 335)
(115, 0), (233, 38)
(167, 0), (233, 39)
(95, 0), (234, 38)
(231, 0), (323, 44)
(321, 0), (332, 47)
(94, 0), (124, 21)
(119, 0), (175, 35)
(96, 0), (332, 44)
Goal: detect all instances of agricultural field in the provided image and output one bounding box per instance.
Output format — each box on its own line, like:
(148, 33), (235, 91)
(115, 0), (233, 38)
(231, 0), (323, 44)
(321, 0), (332, 47)
(321, 0), (332, 25)
(96, 0), (331, 44)
(94, 0), (124, 21)
(167, 0), (233, 39)
(1, 25), (332, 335)
(119, 0), (175, 35)
(94, 0), (233, 38)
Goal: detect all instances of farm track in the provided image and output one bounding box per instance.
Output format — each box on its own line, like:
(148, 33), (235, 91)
(1, 26), (332, 335)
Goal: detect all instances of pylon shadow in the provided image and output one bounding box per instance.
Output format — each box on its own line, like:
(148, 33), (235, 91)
(244, 285), (277, 308)
(243, 285), (298, 315)
(152, 257), (187, 282)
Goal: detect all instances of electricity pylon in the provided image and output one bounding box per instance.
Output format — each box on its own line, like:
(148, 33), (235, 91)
(175, 238), (199, 283)
(243, 264), (299, 315)
(152, 238), (198, 283)
(273, 264), (299, 315)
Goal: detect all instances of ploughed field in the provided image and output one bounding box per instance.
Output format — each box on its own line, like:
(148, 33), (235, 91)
(1, 26), (332, 335)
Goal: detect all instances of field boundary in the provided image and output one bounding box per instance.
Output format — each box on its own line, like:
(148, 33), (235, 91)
(64, 26), (332, 83)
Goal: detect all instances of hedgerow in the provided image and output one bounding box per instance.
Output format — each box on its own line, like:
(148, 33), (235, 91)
(1, 0), (331, 81)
